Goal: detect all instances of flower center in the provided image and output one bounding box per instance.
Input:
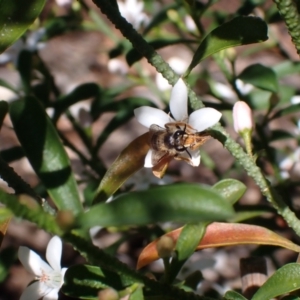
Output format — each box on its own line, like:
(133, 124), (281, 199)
(39, 269), (62, 289)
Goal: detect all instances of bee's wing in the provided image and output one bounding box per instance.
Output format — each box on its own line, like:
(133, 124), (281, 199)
(149, 124), (165, 133)
(151, 150), (171, 166)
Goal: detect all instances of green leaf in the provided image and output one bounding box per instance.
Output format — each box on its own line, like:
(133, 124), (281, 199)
(94, 97), (156, 152)
(224, 290), (248, 300)
(0, 101), (8, 130)
(0, 247), (17, 282)
(9, 96), (83, 214)
(168, 223), (207, 283)
(94, 110), (133, 151)
(0, 189), (61, 233)
(272, 61), (300, 78)
(0, 78), (18, 93)
(238, 64), (278, 93)
(212, 179), (246, 205)
(252, 263), (300, 300)
(269, 130), (294, 142)
(62, 264), (130, 299)
(53, 83), (102, 122)
(83, 184), (234, 228)
(0, 146), (24, 163)
(0, 0), (46, 54)
(271, 104), (300, 120)
(142, 3), (179, 35)
(185, 16), (268, 75)
(129, 285), (144, 300)
(17, 50), (32, 95)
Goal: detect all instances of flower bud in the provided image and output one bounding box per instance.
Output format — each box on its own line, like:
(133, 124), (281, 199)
(156, 236), (175, 258)
(233, 101), (253, 133)
(98, 288), (119, 300)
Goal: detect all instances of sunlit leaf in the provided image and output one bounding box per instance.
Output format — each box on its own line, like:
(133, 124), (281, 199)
(224, 290), (248, 300)
(84, 184), (234, 227)
(185, 16), (268, 75)
(0, 0), (46, 54)
(252, 263), (300, 300)
(212, 179), (246, 205)
(137, 222), (300, 269)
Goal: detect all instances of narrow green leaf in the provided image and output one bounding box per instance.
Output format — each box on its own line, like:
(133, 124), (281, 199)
(238, 64), (278, 93)
(0, 0), (46, 54)
(224, 290), (248, 300)
(53, 83), (102, 122)
(212, 179), (246, 205)
(84, 184), (234, 227)
(63, 264), (130, 299)
(94, 110), (133, 151)
(0, 146), (24, 163)
(17, 50), (32, 94)
(271, 104), (300, 120)
(142, 3), (179, 35)
(0, 101), (8, 130)
(185, 16), (268, 75)
(129, 285), (144, 300)
(9, 97), (83, 214)
(0, 247), (17, 282)
(0, 78), (18, 93)
(252, 263), (300, 300)
(269, 130), (294, 142)
(0, 189), (61, 234)
(168, 223), (206, 283)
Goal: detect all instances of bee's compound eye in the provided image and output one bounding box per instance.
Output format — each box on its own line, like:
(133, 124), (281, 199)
(174, 130), (184, 139)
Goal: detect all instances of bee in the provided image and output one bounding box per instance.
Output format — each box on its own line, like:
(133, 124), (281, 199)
(149, 122), (210, 166)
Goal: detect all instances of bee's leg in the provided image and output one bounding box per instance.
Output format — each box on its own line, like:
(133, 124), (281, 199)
(185, 148), (192, 158)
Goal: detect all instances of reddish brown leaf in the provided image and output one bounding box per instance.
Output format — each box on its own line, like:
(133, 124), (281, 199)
(137, 222), (300, 269)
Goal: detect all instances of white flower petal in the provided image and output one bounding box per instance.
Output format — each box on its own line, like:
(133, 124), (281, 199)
(43, 288), (60, 300)
(189, 149), (201, 166)
(61, 267), (67, 280)
(156, 73), (172, 91)
(144, 149), (153, 167)
(189, 108), (222, 131)
(179, 149), (201, 166)
(18, 247), (52, 276)
(169, 78), (188, 121)
(20, 281), (46, 300)
(134, 107), (172, 128)
(46, 236), (62, 272)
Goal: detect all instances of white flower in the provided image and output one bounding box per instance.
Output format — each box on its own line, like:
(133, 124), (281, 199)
(55, 0), (72, 7)
(232, 101), (253, 133)
(118, 0), (149, 30)
(155, 57), (189, 91)
(18, 236), (67, 300)
(107, 58), (129, 75)
(134, 78), (222, 168)
(235, 79), (254, 96)
(279, 148), (300, 180)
